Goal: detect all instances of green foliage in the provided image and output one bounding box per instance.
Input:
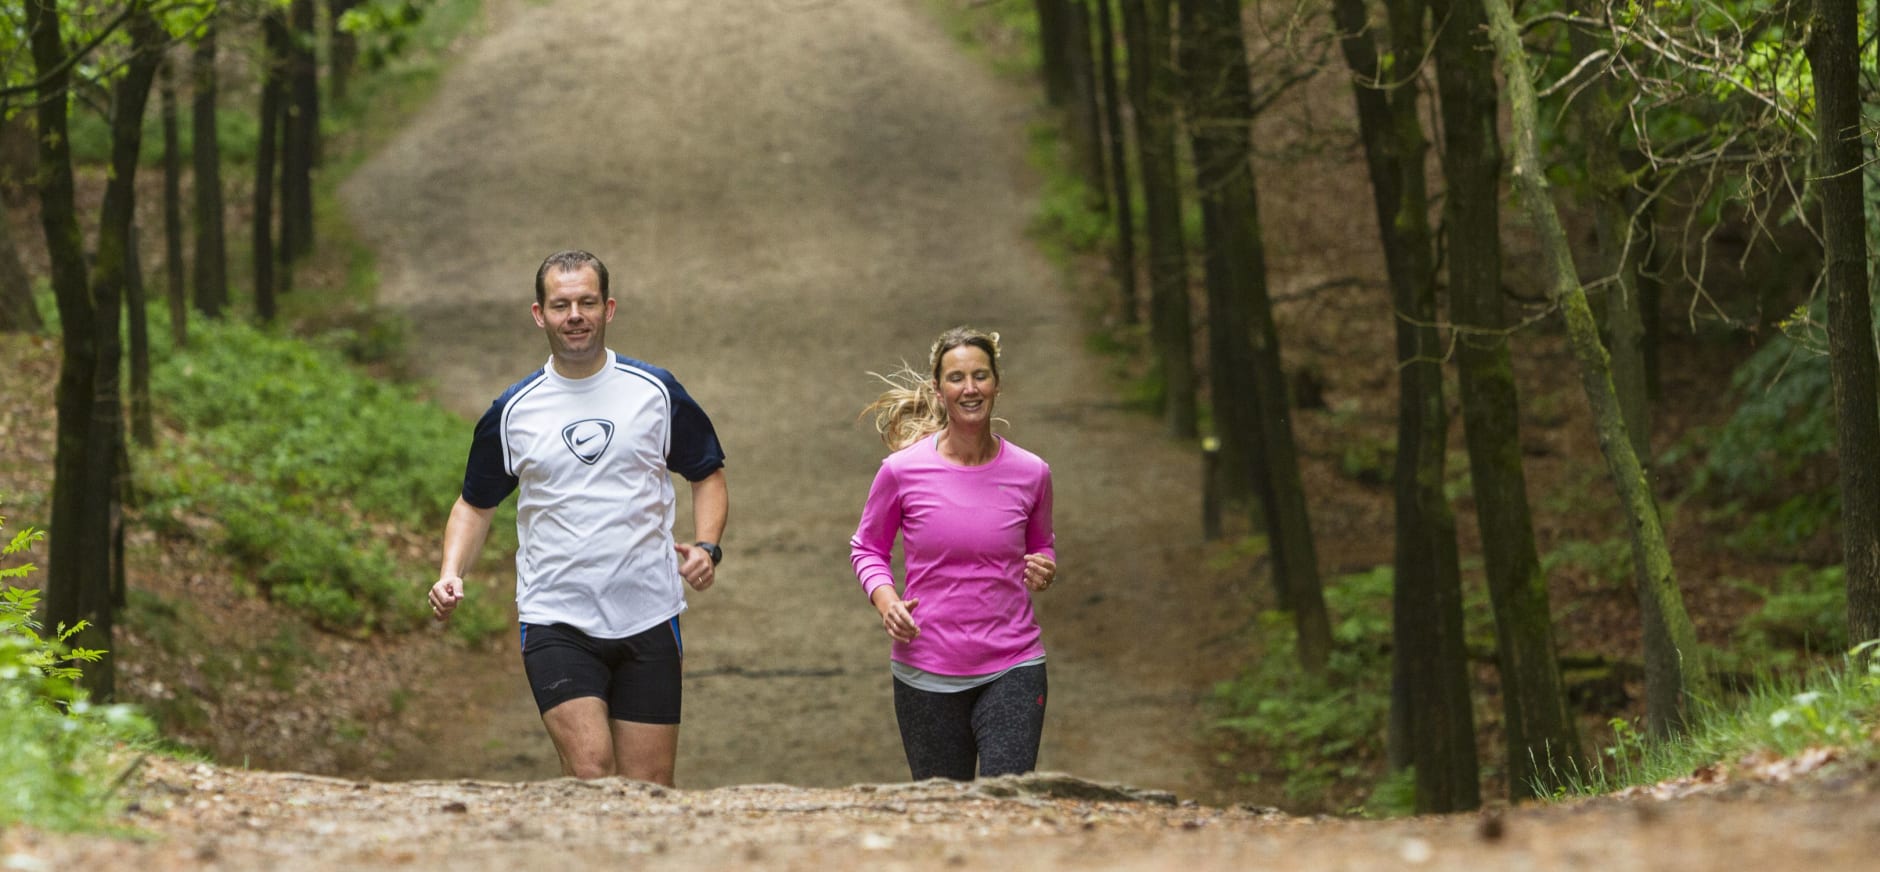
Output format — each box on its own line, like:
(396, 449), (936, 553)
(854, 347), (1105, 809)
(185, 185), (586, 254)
(1555, 642), (1880, 796)
(1733, 564), (1847, 660)
(339, 0), (433, 71)
(1693, 300), (1854, 554)
(1210, 565), (1393, 809)
(0, 520), (156, 832)
(136, 317), (512, 637)
(1701, 317), (1834, 496)
(1541, 537), (1633, 590)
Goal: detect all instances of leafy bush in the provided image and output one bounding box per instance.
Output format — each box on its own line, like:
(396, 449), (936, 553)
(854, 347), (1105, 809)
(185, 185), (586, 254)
(138, 318), (512, 637)
(1695, 302), (1847, 554)
(0, 520), (155, 831)
(1210, 565), (1394, 810)
(1735, 564), (1847, 657)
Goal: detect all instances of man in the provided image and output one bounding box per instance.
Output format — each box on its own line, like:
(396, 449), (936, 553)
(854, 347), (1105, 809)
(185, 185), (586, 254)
(429, 249), (728, 786)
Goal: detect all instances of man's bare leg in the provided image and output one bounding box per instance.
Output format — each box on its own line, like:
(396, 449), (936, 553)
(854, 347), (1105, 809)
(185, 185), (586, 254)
(612, 720), (679, 786)
(541, 697), (616, 778)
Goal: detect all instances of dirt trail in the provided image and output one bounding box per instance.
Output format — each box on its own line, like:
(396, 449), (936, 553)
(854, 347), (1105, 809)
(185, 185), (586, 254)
(339, 0), (1250, 796)
(14, 3), (1880, 869)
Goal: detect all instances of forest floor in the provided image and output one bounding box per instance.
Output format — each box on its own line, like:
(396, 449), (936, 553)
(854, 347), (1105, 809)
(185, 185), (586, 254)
(2, 0), (1875, 868)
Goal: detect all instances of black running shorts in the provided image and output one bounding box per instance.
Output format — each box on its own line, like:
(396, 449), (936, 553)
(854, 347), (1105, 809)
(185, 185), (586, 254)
(519, 619), (683, 724)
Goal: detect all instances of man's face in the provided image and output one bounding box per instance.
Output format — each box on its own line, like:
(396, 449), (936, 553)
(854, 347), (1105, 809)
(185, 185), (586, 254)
(532, 266), (616, 365)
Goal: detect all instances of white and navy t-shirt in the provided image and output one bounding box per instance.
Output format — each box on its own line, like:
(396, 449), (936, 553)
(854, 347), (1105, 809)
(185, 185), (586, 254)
(461, 350), (725, 640)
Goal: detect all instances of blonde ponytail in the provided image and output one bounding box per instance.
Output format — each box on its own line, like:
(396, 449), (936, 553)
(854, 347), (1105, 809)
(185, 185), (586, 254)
(859, 326), (1005, 451)
(859, 364), (945, 450)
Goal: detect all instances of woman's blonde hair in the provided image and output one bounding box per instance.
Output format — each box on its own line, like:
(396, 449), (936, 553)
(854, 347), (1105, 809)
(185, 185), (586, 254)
(860, 326), (1003, 450)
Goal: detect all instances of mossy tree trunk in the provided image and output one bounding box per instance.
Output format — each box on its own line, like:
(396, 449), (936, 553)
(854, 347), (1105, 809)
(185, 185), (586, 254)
(1481, 0), (1712, 733)
(1432, 0), (1578, 798)
(1177, 0), (1332, 672)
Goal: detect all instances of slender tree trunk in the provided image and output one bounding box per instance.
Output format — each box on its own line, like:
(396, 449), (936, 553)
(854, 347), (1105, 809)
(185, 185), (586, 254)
(1806, 0), (1880, 648)
(1034, 0), (1075, 106)
(191, 19), (228, 319)
(128, 223), (154, 447)
(32, 0), (106, 679)
(282, 0), (320, 261)
(1095, 0), (1139, 324)
(160, 49), (187, 346)
(1482, 0), (1712, 732)
(1119, 0), (1198, 438)
(0, 206), (41, 332)
(1065, 2), (1109, 207)
(1367, 0), (1448, 776)
(255, 10), (289, 323)
(1350, 0), (1479, 812)
(1568, 5), (1651, 481)
(328, 0), (359, 105)
(1178, 0), (1331, 671)
(1434, 0), (1575, 799)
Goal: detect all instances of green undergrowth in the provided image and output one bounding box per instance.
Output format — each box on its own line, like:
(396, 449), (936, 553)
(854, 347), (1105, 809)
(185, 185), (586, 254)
(135, 313), (512, 641)
(0, 521), (158, 832)
(1552, 643), (1880, 797)
(1209, 564), (1395, 814)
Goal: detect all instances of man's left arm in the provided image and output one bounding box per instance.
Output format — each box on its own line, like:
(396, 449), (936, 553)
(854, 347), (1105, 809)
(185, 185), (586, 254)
(676, 468), (728, 590)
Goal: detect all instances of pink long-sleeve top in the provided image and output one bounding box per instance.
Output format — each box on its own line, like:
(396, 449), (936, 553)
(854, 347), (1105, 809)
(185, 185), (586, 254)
(849, 434), (1055, 676)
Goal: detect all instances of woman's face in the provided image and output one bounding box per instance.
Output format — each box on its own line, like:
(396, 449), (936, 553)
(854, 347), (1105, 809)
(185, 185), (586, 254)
(935, 344), (998, 428)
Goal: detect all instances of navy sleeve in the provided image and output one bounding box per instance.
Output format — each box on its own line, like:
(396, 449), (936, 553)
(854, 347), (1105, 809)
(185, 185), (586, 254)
(663, 375), (726, 482)
(461, 395), (519, 508)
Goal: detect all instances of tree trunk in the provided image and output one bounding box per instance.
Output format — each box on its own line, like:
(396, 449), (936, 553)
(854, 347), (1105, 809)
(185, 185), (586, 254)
(127, 223), (154, 448)
(328, 0), (359, 105)
(1433, 0), (1575, 799)
(282, 0), (320, 262)
(1119, 0), (1198, 439)
(1034, 0), (1075, 106)
(1178, 0), (1331, 671)
(0, 205), (41, 332)
(1065, 2), (1109, 207)
(31, 0), (163, 701)
(160, 49), (187, 346)
(1352, 0), (1479, 812)
(191, 19), (228, 319)
(1481, 0), (1712, 732)
(1568, 4), (1651, 481)
(255, 10), (289, 323)
(1805, 0), (1880, 649)
(1094, 0), (1139, 325)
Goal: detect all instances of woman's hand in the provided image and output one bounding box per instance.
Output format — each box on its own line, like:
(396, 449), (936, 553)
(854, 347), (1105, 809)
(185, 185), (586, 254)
(871, 588), (921, 643)
(1023, 553), (1057, 592)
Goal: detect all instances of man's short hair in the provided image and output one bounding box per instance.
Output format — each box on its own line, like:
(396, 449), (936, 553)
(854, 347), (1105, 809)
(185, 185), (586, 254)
(535, 250), (610, 305)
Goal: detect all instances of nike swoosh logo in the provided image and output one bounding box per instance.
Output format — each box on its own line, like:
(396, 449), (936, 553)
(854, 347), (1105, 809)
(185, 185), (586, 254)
(576, 432), (600, 446)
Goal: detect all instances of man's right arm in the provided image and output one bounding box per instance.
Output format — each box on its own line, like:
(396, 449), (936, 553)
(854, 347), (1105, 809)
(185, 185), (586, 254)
(430, 496), (496, 622)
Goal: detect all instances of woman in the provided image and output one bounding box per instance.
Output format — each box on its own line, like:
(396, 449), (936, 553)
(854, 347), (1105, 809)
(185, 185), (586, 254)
(849, 326), (1059, 781)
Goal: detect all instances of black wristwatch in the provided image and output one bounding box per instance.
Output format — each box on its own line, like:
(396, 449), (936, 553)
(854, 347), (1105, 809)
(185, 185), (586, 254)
(695, 541), (723, 565)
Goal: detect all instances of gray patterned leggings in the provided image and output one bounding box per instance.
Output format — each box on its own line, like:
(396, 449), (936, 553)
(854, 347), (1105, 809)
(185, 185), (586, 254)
(891, 664), (1047, 781)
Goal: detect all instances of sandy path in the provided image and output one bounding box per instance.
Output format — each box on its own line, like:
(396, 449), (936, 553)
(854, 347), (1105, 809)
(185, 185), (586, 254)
(341, 0), (1248, 796)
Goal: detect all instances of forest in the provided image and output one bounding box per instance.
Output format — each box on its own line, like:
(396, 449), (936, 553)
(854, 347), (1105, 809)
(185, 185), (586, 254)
(2, 0), (1879, 832)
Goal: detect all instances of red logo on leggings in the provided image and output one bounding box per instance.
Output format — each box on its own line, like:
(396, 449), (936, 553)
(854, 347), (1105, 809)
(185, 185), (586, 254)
(1036, 694), (1045, 706)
